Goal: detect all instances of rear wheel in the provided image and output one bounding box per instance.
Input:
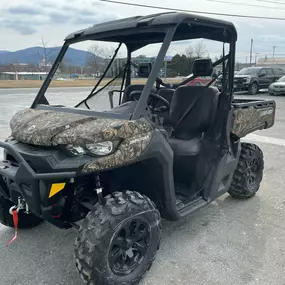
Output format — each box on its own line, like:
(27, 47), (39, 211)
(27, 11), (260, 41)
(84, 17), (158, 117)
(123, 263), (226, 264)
(0, 196), (44, 228)
(228, 143), (264, 199)
(74, 191), (162, 285)
(248, 82), (259, 95)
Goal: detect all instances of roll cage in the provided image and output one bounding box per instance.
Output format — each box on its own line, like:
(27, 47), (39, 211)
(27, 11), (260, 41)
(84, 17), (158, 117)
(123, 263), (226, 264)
(31, 12), (237, 119)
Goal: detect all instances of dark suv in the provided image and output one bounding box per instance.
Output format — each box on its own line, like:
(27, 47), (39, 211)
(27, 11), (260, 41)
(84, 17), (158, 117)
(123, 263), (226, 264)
(216, 66), (284, 94)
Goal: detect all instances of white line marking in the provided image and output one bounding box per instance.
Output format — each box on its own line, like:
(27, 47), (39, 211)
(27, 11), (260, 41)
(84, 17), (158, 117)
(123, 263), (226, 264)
(243, 133), (285, 147)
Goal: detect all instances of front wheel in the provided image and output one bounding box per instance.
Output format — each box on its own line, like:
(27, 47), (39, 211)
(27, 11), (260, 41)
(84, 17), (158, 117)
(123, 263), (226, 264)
(248, 82), (259, 95)
(0, 196), (44, 228)
(228, 143), (264, 199)
(74, 191), (162, 285)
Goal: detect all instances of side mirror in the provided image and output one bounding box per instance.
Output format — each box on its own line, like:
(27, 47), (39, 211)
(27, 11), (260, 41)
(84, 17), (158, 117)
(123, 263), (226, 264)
(138, 63), (152, 78)
(192, 58), (213, 77)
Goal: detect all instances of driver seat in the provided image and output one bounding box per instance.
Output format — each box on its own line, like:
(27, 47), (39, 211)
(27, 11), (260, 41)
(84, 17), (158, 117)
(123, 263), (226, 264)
(168, 85), (220, 156)
(168, 85), (220, 188)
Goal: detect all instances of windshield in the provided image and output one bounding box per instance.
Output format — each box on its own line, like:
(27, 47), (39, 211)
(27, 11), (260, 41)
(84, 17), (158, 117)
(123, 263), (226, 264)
(43, 40), (171, 111)
(237, 67), (260, 75)
(43, 40), (128, 111)
(42, 36), (229, 111)
(277, 76), (285, 82)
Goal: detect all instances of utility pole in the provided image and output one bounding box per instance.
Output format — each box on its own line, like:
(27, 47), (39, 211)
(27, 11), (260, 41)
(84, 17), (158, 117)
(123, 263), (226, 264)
(249, 38), (253, 65)
(273, 45), (277, 58)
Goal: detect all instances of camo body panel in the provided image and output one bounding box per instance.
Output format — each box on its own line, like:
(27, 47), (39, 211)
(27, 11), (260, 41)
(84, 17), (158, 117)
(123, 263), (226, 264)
(10, 108), (154, 146)
(82, 131), (153, 173)
(232, 106), (274, 138)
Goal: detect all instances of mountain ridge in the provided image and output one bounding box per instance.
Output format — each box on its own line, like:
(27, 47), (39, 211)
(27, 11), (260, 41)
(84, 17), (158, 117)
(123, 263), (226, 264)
(0, 47), (94, 66)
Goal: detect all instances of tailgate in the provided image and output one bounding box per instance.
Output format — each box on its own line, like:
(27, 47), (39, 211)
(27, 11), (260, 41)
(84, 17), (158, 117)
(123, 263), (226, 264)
(231, 99), (276, 138)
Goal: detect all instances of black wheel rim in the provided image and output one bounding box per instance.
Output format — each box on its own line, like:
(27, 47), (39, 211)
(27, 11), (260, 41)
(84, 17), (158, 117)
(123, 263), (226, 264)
(252, 84), (258, 94)
(109, 218), (150, 276)
(246, 157), (260, 192)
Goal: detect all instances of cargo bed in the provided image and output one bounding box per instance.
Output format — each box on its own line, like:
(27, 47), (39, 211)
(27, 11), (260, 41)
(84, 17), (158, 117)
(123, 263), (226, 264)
(231, 98), (276, 138)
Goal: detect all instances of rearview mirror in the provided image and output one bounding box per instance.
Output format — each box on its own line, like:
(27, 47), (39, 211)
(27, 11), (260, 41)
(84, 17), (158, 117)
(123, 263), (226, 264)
(138, 63), (152, 78)
(192, 58), (213, 77)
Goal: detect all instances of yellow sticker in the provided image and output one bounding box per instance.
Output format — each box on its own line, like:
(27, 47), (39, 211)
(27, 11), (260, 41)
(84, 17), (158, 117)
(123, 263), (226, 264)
(49, 183), (66, 198)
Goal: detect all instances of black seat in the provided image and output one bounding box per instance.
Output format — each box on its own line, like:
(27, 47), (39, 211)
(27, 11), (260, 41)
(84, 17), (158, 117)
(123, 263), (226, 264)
(168, 85), (220, 190)
(168, 85), (220, 156)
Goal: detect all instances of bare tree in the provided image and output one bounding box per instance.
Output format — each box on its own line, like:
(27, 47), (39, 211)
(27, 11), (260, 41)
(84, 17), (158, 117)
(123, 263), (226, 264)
(185, 46), (194, 58)
(86, 44), (105, 73)
(166, 44), (177, 57)
(193, 40), (208, 58)
(34, 37), (56, 73)
(87, 44), (118, 75)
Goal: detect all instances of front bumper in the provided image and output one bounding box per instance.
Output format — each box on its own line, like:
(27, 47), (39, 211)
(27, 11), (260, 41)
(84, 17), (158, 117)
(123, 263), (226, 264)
(269, 88), (285, 95)
(0, 140), (77, 227)
(215, 83), (249, 91)
(233, 83), (249, 91)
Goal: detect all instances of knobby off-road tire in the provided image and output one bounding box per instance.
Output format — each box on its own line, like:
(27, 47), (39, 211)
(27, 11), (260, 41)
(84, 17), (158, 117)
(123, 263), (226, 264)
(228, 143), (264, 199)
(0, 196), (44, 228)
(248, 82), (259, 95)
(75, 191), (162, 285)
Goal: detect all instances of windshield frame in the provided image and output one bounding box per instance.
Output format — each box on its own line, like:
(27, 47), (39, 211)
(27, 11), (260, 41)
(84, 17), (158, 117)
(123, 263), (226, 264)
(31, 20), (237, 120)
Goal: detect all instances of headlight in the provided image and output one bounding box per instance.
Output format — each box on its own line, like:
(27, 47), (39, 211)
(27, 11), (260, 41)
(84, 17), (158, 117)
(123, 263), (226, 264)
(66, 145), (86, 156)
(244, 77), (251, 83)
(86, 141), (114, 156)
(65, 141), (119, 156)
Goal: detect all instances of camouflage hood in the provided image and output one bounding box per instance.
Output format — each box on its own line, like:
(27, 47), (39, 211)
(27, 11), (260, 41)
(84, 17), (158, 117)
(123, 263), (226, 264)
(10, 108), (154, 146)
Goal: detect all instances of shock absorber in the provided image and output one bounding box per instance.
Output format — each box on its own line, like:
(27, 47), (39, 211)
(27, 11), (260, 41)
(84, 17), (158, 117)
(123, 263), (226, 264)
(95, 175), (105, 205)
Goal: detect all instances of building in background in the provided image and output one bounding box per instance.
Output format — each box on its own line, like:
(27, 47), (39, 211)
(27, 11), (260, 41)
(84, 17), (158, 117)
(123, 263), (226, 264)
(255, 57), (285, 72)
(0, 72), (48, 80)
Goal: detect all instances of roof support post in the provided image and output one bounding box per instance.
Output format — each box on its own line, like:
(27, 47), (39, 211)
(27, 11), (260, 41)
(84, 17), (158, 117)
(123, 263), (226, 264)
(132, 26), (177, 119)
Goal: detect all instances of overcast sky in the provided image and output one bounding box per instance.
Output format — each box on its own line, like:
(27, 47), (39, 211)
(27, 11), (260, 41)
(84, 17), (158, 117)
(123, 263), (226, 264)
(1, 0), (285, 62)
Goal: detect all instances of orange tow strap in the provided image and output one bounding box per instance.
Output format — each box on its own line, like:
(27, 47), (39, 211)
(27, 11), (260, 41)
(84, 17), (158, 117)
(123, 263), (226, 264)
(6, 209), (18, 246)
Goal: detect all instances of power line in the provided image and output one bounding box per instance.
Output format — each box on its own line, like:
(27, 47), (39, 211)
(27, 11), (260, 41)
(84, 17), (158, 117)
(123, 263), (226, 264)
(100, 0), (285, 20)
(253, 0), (285, 6)
(255, 40), (285, 46)
(209, 0), (285, 10)
(254, 41), (278, 47)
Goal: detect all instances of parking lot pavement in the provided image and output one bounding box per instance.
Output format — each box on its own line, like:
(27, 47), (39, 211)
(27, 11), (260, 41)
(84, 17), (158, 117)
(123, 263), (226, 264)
(1, 88), (285, 285)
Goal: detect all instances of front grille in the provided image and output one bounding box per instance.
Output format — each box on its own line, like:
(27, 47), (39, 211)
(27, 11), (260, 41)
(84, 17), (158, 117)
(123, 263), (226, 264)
(234, 78), (244, 84)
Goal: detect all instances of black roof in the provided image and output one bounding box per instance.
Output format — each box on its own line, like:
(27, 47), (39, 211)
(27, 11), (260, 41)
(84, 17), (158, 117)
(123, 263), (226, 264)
(65, 12), (237, 44)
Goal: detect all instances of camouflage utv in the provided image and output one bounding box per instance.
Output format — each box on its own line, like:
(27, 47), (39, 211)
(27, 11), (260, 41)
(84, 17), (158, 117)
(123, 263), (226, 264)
(0, 12), (276, 285)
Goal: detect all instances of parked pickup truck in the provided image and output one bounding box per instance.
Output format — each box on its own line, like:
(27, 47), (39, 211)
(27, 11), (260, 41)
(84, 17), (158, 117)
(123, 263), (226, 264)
(231, 98), (276, 138)
(216, 67), (284, 95)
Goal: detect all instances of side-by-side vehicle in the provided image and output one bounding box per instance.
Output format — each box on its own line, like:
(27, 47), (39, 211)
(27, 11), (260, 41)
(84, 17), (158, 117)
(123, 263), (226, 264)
(0, 12), (276, 285)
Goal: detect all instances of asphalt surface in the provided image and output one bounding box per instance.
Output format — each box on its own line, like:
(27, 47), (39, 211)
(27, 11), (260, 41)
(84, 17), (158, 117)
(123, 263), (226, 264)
(1, 87), (285, 285)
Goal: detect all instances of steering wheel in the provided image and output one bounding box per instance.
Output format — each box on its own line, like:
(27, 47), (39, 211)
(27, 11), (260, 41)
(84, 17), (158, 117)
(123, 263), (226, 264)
(130, 90), (170, 113)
